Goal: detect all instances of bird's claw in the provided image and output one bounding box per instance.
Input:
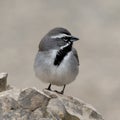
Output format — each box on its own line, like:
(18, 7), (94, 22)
(54, 90), (64, 94)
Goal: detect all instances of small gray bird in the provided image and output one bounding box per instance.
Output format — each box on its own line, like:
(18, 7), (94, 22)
(34, 27), (79, 94)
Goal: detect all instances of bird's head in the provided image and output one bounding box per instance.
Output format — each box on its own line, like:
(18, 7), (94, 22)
(39, 27), (79, 51)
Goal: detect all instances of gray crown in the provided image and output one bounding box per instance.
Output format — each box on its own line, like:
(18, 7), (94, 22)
(46, 27), (71, 36)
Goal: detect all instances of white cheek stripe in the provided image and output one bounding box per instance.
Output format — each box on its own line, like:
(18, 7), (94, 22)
(51, 34), (71, 39)
(60, 42), (71, 49)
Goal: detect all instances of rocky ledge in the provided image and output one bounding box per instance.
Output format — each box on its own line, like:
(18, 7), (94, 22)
(0, 87), (104, 120)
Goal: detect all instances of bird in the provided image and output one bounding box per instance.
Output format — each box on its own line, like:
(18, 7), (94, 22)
(34, 27), (79, 94)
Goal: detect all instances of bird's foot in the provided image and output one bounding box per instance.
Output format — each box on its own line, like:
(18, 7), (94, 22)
(54, 90), (64, 94)
(45, 88), (52, 91)
(45, 83), (52, 91)
(54, 85), (66, 94)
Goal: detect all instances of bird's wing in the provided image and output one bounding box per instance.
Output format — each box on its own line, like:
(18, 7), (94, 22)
(72, 48), (80, 65)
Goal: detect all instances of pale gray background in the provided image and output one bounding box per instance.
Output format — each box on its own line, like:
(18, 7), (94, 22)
(0, 0), (120, 120)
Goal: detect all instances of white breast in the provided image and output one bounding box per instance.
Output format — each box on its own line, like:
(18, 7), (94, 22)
(34, 50), (79, 86)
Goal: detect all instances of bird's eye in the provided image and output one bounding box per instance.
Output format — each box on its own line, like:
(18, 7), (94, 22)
(63, 39), (68, 42)
(62, 37), (69, 42)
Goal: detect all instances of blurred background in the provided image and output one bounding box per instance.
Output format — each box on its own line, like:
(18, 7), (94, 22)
(0, 0), (120, 120)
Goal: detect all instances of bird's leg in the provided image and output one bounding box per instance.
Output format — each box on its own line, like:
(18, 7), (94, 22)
(54, 85), (66, 94)
(60, 85), (66, 94)
(47, 83), (52, 91)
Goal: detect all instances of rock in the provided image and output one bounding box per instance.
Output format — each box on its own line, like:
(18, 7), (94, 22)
(18, 88), (50, 111)
(0, 72), (8, 92)
(0, 88), (104, 120)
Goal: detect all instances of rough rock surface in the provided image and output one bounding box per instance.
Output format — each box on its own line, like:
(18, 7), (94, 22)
(0, 72), (8, 92)
(0, 88), (104, 120)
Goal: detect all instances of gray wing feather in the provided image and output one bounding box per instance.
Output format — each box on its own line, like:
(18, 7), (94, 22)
(72, 48), (80, 65)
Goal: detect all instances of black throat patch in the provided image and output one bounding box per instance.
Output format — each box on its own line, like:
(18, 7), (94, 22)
(54, 42), (73, 66)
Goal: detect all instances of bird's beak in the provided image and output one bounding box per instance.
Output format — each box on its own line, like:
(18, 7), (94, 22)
(70, 36), (79, 42)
